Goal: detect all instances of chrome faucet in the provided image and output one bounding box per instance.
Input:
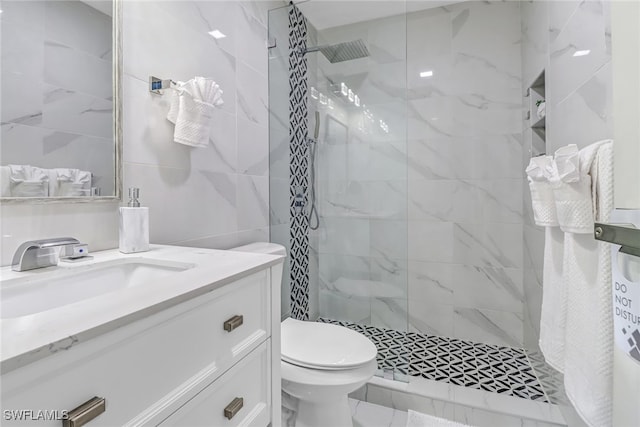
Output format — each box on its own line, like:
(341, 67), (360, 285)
(11, 237), (83, 272)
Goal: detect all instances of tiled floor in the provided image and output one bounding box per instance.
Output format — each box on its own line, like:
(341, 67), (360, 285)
(318, 318), (563, 404)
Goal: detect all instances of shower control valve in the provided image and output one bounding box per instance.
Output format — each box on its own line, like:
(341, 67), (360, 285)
(294, 187), (305, 215)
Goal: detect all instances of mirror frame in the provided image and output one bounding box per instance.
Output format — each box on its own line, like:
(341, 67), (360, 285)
(1, 0), (123, 204)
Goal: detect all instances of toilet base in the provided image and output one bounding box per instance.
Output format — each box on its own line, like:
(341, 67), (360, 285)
(295, 396), (353, 427)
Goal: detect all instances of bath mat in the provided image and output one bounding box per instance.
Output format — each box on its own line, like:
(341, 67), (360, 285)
(406, 410), (471, 427)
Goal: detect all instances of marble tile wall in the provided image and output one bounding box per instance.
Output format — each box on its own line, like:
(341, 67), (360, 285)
(121, 0), (278, 249)
(520, 0), (613, 351)
(0, 1), (279, 266)
(1, 1), (114, 195)
(309, 2), (526, 347)
(269, 5), (294, 320)
(519, 0), (548, 353)
(406, 1), (524, 348)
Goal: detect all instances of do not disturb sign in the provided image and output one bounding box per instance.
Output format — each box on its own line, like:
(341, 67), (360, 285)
(612, 247), (640, 365)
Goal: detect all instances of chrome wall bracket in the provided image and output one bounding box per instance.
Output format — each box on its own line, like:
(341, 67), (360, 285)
(594, 223), (640, 258)
(149, 76), (175, 95)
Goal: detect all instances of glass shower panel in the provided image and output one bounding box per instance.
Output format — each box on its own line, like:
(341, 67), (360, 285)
(310, 6), (409, 338)
(268, 2), (409, 380)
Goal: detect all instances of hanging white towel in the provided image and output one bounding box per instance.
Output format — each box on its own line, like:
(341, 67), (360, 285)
(561, 140), (614, 427)
(526, 155), (558, 226)
(8, 165), (49, 197)
(526, 154), (567, 370)
(166, 77), (224, 148)
(166, 83), (183, 125)
(539, 226), (566, 372)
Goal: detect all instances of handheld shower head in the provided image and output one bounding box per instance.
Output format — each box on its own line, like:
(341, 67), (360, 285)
(314, 111), (320, 140)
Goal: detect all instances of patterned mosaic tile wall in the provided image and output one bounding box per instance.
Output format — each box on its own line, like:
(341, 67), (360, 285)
(318, 318), (565, 404)
(287, 5), (310, 320)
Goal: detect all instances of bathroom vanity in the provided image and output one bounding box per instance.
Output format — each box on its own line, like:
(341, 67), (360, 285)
(0, 245), (284, 427)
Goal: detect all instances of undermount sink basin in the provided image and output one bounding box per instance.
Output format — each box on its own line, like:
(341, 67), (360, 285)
(1, 258), (195, 319)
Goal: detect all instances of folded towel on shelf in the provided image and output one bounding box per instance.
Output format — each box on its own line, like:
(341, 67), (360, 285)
(563, 140), (614, 427)
(167, 77), (224, 148)
(8, 164), (49, 197)
(526, 155), (558, 226)
(50, 168), (92, 197)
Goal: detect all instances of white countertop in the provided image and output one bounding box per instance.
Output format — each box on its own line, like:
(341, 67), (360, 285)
(0, 245), (284, 373)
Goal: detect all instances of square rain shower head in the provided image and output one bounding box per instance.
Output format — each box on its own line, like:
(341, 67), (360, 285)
(318, 39), (370, 63)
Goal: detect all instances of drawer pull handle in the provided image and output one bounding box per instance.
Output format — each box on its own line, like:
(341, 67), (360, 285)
(63, 396), (105, 427)
(223, 397), (244, 420)
(223, 315), (243, 332)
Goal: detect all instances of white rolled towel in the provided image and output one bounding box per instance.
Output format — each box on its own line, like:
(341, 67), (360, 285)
(8, 165), (49, 197)
(525, 155), (558, 226)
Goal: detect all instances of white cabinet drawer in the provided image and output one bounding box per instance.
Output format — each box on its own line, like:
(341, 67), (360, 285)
(200, 270), (271, 367)
(1, 270), (270, 427)
(159, 340), (271, 427)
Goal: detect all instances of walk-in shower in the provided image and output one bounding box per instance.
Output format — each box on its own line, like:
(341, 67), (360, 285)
(268, 1), (567, 424)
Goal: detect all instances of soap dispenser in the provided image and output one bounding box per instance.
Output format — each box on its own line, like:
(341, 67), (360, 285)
(119, 187), (149, 253)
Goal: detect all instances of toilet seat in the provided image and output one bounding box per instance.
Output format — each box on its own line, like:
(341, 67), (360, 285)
(281, 318), (377, 370)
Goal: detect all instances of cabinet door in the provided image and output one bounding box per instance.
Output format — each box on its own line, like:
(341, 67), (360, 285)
(159, 341), (271, 427)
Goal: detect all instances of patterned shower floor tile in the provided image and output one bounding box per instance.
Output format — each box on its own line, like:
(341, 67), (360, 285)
(318, 318), (563, 403)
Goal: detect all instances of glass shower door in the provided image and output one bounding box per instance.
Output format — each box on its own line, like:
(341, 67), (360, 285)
(308, 3), (410, 379)
(268, 2), (410, 380)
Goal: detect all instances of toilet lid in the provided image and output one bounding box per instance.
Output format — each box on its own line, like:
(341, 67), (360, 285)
(281, 318), (377, 370)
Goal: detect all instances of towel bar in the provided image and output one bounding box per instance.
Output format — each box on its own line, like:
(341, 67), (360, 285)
(149, 76), (176, 95)
(594, 223), (640, 257)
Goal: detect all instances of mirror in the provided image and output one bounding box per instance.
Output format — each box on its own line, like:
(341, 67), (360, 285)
(0, 0), (121, 202)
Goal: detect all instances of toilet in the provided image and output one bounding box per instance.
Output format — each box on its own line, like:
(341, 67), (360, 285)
(231, 243), (378, 427)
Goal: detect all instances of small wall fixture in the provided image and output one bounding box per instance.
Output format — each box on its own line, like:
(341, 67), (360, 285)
(573, 49), (591, 57)
(420, 70), (433, 78)
(149, 76), (176, 95)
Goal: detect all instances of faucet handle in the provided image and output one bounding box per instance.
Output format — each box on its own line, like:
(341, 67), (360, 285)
(60, 243), (91, 261)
